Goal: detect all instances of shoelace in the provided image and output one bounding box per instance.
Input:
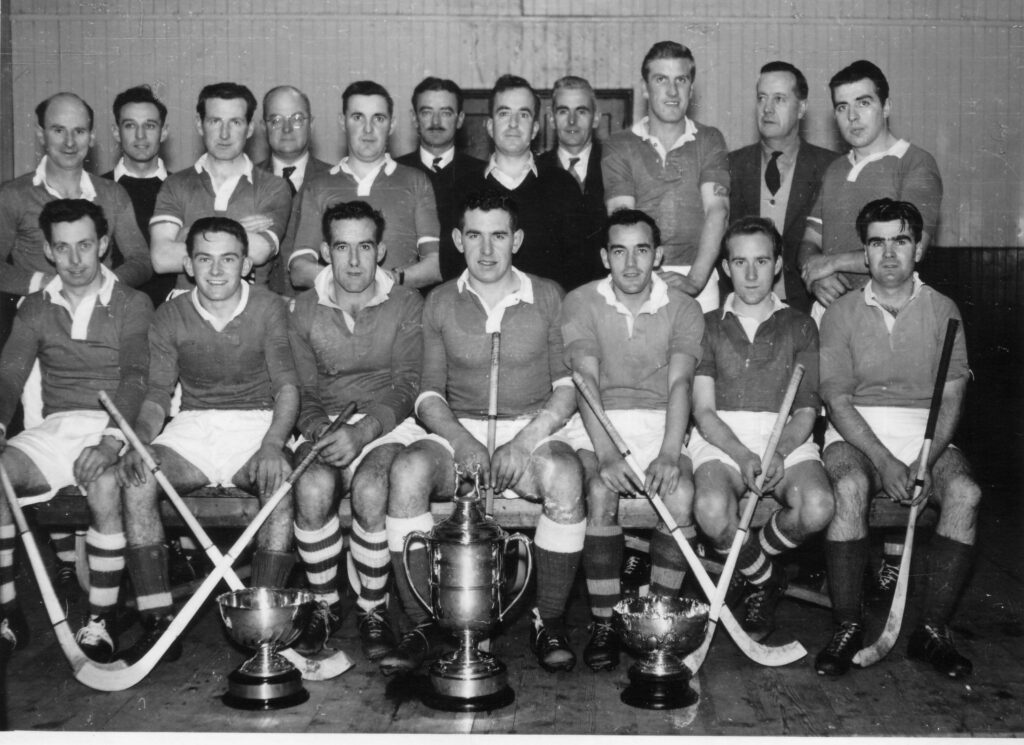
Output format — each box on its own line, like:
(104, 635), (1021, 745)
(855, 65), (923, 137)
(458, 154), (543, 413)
(876, 561), (900, 589)
(0, 618), (14, 645)
(745, 586), (771, 621)
(590, 620), (615, 646)
(623, 555), (643, 575)
(826, 623), (862, 653)
(922, 624), (954, 647)
(359, 609), (389, 639)
(75, 617), (111, 644)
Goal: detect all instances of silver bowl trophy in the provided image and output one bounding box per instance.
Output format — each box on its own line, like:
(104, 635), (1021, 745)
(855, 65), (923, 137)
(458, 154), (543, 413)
(403, 465), (533, 711)
(614, 595), (710, 710)
(217, 587), (315, 709)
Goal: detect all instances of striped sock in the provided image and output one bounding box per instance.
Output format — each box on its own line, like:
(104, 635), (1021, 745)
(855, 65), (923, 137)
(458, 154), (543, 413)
(350, 521), (390, 613)
(86, 528), (125, 617)
(731, 531), (776, 586)
(649, 522), (694, 596)
(758, 510), (800, 559)
(294, 516), (343, 606)
(126, 544), (173, 615)
(882, 534), (904, 566)
(0, 523), (16, 606)
(583, 525), (622, 618)
(51, 531), (77, 565)
(387, 513), (434, 625)
(533, 515), (586, 622)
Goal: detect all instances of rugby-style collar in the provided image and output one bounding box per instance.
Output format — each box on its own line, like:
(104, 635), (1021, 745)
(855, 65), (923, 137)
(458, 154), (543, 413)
(43, 264), (118, 340)
(457, 266), (534, 334)
(846, 138), (910, 181)
(484, 153), (538, 190)
(419, 146), (454, 171)
(330, 154), (397, 198)
(596, 272), (669, 337)
(190, 279), (250, 326)
(721, 291), (787, 319)
(33, 156), (97, 201)
(194, 152), (254, 180)
(313, 265), (394, 311)
(631, 116), (697, 159)
(113, 156), (168, 181)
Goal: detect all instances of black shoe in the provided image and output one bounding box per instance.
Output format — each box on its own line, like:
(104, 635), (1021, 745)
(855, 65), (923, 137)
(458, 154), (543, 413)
(741, 573), (787, 642)
(56, 560), (82, 612)
(866, 559), (901, 603)
(583, 618), (619, 671)
(529, 608), (576, 673)
(723, 570), (750, 610)
(378, 621), (449, 676)
(293, 600), (343, 656)
(815, 621), (864, 677)
(0, 605), (30, 651)
(167, 539), (199, 586)
(357, 605), (397, 661)
(621, 548), (651, 599)
(119, 613), (182, 665)
(75, 611), (117, 663)
(907, 624), (972, 679)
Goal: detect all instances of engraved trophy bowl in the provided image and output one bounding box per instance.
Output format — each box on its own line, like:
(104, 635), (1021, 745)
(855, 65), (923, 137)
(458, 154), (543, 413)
(217, 587), (315, 710)
(614, 594), (710, 710)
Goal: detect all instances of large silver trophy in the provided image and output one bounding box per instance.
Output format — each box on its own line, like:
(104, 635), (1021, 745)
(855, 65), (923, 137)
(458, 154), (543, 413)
(217, 587), (315, 709)
(402, 467), (533, 711)
(615, 595), (710, 709)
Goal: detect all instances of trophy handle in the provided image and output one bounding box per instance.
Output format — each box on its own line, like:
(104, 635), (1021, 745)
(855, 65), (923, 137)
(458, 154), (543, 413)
(497, 533), (533, 622)
(401, 531), (432, 615)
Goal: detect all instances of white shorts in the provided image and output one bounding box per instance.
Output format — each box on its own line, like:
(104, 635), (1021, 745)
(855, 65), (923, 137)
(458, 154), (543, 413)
(662, 265), (720, 314)
(7, 410), (109, 505)
(824, 406), (929, 466)
(690, 410), (821, 472)
(811, 300), (827, 327)
(417, 415), (575, 498)
(559, 409), (692, 472)
(293, 414), (427, 475)
(153, 409), (273, 486)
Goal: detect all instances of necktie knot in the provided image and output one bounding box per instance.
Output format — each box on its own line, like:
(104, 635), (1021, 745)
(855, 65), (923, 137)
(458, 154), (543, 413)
(431, 156), (442, 173)
(281, 165), (297, 196)
(765, 151), (782, 196)
(568, 157), (583, 189)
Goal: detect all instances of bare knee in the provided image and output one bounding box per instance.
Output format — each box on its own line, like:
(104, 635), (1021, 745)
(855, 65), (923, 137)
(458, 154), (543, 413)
(796, 485), (835, 534)
(534, 444), (584, 521)
(389, 444), (442, 515)
(294, 464), (337, 530)
(694, 488), (735, 547)
(585, 478), (618, 527)
(85, 469), (122, 530)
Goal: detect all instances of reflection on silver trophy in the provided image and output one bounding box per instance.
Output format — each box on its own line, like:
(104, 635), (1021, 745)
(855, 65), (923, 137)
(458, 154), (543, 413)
(615, 595), (710, 710)
(403, 465), (533, 711)
(217, 587), (315, 709)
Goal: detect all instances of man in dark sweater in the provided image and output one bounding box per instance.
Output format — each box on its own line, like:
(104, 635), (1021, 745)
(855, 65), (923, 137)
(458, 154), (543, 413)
(0, 199), (152, 662)
(395, 77), (485, 285)
(439, 75), (587, 290)
(103, 84), (174, 307)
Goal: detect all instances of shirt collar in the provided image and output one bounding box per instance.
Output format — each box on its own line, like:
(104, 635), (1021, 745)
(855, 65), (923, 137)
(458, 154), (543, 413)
(194, 152), (255, 182)
(313, 265), (394, 311)
(759, 138), (800, 164)
(846, 138), (910, 181)
(419, 146), (454, 171)
(596, 272), (670, 316)
(456, 266), (534, 333)
(863, 272), (924, 309)
(557, 144), (592, 170)
(484, 153), (538, 184)
(630, 116), (697, 154)
(271, 151), (309, 177)
(43, 263), (118, 307)
(33, 156), (97, 201)
(190, 280), (250, 325)
(113, 156), (168, 181)
(330, 153), (397, 178)
(721, 292), (787, 319)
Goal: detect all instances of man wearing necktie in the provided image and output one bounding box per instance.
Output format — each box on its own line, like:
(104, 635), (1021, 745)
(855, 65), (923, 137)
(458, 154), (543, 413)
(395, 77), (485, 285)
(728, 61), (838, 313)
(256, 85), (333, 294)
(537, 75), (607, 286)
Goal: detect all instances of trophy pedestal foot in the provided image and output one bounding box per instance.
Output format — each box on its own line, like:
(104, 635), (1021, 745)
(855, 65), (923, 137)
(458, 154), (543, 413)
(620, 667), (698, 710)
(421, 684), (515, 712)
(420, 648), (516, 711)
(222, 667), (310, 710)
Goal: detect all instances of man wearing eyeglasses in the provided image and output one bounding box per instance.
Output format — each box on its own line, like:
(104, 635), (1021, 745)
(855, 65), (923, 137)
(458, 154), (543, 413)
(257, 85), (332, 294)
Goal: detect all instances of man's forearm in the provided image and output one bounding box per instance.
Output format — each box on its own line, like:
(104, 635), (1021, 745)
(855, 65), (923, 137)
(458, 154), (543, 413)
(262, 385), (299, 448)
(689, 204), (728, 289)
(513, 385), (576, 451)
(400, 251), (441, 288)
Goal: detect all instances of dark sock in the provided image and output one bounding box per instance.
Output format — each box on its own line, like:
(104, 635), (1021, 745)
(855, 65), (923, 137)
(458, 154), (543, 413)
(534, 545), (581, 622)
(648, 523), (691, 597)
(921, 534), (974, 627)
(125, 544), (173, 616)
(825, 537), (869, 625)
(251, 549), (296, 589)
(391, 547), (430, 625)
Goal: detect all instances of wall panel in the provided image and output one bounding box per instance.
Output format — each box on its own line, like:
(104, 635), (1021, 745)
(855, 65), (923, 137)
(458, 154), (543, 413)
(5, 0), (1024, 248)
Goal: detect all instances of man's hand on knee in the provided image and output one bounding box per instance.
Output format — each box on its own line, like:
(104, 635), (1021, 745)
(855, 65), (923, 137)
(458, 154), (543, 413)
(491, 438), (530, 494)
(247, 443), (292, 498)
(117, 446), (157, 488)
(598, 455), (643, 497)
(74, 439), (121, 486)
(645, 452), (680, 499)
(877, 454), (913, 504)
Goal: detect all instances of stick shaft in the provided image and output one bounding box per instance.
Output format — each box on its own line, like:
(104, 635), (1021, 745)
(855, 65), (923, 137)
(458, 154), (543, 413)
(485, 331), (500, 516)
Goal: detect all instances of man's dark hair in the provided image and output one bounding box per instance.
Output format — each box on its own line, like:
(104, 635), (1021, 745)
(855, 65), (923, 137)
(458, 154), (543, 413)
(856, 198), (923, 244)
(322, 200), (386, 244)
(488, 74), (540, 119)
(35, 92), (95, 130)
(196, 82), (258, 122)
(605, 208), (661, 252)
(39, 199), (108, 243)
(721, 216), (784, 260)
(411, 77), (464, 113)
(759, 61), (809, 100)
(113, 85), (168, 125)
(262, 85), (312, 117)
(458, 192), (520, 233)
(342, 80), (394, 117)
(829, 60), (890, 106)
(185, 216), (249, 257)
(641, 41), (696, 82)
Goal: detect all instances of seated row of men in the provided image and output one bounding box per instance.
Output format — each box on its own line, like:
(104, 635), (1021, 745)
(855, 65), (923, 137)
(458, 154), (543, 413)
(0, 191), (979, 685)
